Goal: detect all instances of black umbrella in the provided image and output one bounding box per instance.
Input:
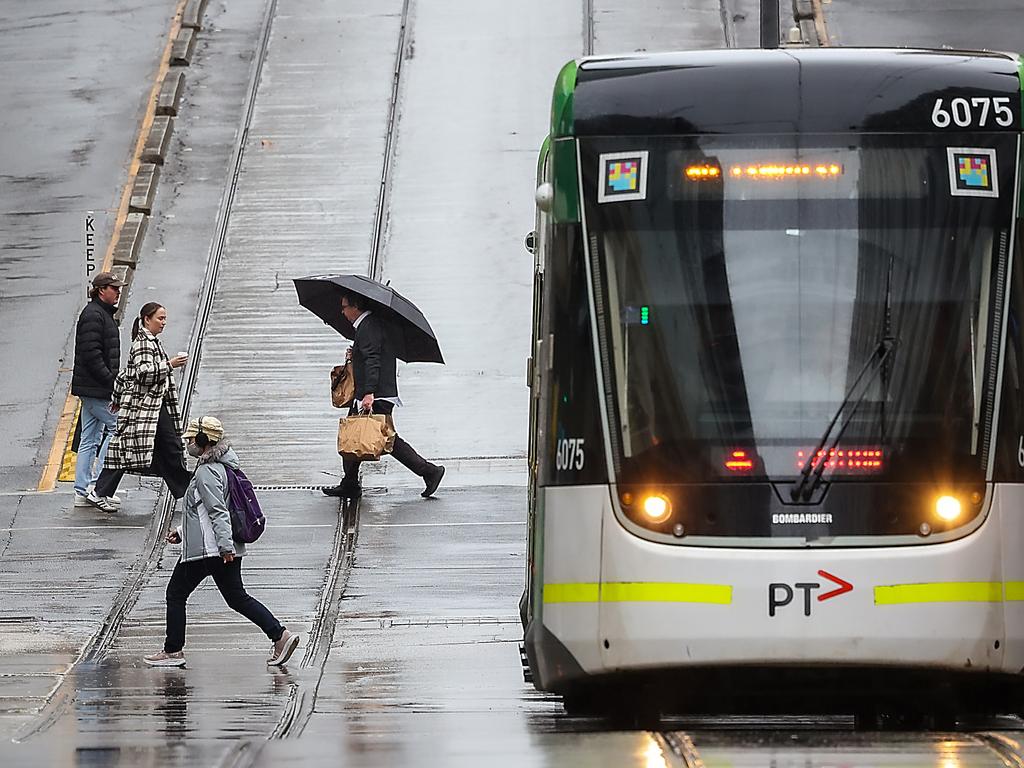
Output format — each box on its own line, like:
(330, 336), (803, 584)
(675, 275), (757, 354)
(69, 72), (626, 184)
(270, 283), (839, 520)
(293, 274), (444, 364)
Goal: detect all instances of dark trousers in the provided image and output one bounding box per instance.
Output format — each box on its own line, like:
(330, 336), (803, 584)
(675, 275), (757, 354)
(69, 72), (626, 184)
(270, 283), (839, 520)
(342, 400), (432, 485)
(95, 404), (191, 499)
(164, 556), (284, 653)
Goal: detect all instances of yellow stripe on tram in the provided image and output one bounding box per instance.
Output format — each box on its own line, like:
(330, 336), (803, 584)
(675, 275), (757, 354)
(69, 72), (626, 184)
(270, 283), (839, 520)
(1003, 582), (1024, 601)
(543, 583), (600, 603)
(543, 582), (732, 605)
(874, 582), (1003, 605)
(601, 582), (732, 604)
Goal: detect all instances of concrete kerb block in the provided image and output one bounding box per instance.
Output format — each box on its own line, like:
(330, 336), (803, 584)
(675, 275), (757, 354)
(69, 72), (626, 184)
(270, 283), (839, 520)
(157, 72), (186, 116)
(129, 165), (161, 214)
(181, 0), (209, 30)
(142, 116), (174, 165)
(111, 265), (136, 322)
(112, 213), (148, 268)
(792, 0), (814, 20)
(170, 27), (197, 66)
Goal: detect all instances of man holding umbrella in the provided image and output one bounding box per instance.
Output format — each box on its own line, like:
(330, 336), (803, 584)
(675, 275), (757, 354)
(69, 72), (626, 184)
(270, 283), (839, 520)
(293, 275), (444, 500)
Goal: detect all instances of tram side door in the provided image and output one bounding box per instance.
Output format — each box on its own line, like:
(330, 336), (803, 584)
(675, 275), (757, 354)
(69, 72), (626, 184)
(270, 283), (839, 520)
(523, 150), (551, 628)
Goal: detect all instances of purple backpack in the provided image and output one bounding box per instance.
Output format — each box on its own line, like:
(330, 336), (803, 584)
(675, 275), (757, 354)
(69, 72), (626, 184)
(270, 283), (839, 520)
(225, 466), (266, 543)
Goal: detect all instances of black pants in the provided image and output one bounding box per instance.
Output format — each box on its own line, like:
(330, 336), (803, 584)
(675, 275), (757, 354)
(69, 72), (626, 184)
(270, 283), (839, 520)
(95, 403), (191, 499)
(342, 400), (431, 485)
(164, 556), (284, 653)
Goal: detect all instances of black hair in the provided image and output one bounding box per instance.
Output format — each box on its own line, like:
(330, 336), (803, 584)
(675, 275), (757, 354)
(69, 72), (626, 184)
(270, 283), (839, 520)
(341, 291), (366, 311)
(132, 302), (164, 340)
(194, 431), (211, 449)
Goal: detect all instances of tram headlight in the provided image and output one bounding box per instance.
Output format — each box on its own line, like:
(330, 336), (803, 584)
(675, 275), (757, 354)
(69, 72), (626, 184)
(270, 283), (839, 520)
(641, 494), (672, 524)
(935, 495), (962, 522)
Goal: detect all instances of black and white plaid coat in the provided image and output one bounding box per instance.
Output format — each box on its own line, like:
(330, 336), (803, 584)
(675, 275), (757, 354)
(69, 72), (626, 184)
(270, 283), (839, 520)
(104, 329), (182, 471)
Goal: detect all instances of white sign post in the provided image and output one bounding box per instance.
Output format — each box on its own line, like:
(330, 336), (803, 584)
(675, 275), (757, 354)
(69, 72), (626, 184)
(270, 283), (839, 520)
(84, 211), (96, 293)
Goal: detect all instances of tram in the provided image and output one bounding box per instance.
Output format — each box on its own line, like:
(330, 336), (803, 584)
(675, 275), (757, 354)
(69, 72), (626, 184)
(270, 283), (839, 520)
(522, 48), (1024, 716)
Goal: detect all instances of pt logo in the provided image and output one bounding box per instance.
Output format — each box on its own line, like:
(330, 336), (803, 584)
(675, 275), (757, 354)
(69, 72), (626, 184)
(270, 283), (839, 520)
(768, 570), (853, 617)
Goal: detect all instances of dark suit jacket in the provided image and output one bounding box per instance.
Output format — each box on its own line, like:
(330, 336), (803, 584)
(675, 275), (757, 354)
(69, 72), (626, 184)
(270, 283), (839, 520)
(352, 312), (398, 399)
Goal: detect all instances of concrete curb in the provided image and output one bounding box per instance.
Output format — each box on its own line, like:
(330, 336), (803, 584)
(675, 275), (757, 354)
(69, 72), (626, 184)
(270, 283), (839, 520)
(141, 115), (174, 165)
(157, 71), (185, 116)
(112, 212), (148, 268)
(111, 265), (136, 323)
(171, 27), (197, 66)
(129, 164), (161, 214)
(182, 0), (209, 30)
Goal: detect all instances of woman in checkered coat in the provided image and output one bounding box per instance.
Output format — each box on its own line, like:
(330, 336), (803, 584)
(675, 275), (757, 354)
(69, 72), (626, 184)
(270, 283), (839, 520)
(87, 302), (191, 512)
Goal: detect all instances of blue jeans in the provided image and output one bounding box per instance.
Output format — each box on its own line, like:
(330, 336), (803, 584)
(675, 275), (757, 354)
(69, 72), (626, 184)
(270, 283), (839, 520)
(74, 397), (117, 495)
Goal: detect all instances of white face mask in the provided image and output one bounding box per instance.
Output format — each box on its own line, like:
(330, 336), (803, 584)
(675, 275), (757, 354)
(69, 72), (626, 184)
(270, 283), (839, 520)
(187, 442), (203, 458)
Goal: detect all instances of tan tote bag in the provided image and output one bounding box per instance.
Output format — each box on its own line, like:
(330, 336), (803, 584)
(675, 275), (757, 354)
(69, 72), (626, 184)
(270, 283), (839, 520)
(337, 413), (395, 461)
(330, 363), (355, 409)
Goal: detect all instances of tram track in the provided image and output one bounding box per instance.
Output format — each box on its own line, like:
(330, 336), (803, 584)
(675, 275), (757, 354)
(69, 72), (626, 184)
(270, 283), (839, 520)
(11, 0), (279, 745)
(216, 1), (416, 763)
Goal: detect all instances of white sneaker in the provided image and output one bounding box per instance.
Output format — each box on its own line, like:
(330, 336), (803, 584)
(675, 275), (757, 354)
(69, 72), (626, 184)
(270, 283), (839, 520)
(86, 485), (121, 508)
(143, 650), (185, 667)
(267, 630), (300, 667)
(73, 492), (91, 507)
(86, 490), (118, 513)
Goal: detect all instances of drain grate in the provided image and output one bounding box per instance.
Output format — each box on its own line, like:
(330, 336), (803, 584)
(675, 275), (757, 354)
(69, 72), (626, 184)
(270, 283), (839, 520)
(252, 485), (333, 491)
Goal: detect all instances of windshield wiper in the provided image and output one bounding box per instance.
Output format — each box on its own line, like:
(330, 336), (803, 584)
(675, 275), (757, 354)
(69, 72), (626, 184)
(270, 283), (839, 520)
(790, 336), (899, 502)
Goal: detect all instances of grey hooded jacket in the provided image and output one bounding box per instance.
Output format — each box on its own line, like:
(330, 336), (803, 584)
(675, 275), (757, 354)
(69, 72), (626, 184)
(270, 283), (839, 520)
(178, 440), (247, 563)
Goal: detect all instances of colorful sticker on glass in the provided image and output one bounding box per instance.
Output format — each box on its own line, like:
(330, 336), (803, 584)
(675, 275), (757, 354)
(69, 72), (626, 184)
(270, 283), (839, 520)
(598, 151), (649, 203)
(947, 147), (999, 198)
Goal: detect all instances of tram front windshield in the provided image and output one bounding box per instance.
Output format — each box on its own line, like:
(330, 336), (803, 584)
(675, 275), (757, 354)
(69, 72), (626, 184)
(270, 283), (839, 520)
(581, 134), (1016, 485)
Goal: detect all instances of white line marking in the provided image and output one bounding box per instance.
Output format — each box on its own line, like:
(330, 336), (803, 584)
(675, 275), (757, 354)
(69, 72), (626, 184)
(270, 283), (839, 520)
(362, 521), (523, 528)
(0, 526), (146, 532)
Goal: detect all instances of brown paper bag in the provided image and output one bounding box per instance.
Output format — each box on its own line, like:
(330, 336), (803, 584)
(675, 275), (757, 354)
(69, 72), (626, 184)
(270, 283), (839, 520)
(330, 363), (355, 409)
(337, 414), (395, 461)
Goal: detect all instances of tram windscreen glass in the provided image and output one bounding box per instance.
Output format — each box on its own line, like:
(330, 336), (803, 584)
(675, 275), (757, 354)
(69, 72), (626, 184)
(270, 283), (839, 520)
(581, 134), (1017, 484)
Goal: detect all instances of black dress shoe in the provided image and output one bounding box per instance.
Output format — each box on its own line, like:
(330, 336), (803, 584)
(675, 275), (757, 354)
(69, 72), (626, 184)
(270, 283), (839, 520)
(421, 465), (445, 498)
(322, 483), (362, 499)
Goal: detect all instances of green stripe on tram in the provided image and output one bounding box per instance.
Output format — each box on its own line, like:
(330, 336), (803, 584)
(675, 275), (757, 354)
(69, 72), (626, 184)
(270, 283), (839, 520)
(543, 582), (732, 605)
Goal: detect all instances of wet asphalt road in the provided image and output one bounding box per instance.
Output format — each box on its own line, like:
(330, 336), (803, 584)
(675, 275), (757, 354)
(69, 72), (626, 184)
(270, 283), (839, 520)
(0, 2), (173, 489)
(6, 1), (1024, 766)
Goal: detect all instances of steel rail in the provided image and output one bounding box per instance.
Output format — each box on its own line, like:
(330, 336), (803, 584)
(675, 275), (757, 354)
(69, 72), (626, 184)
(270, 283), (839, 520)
(659, 731), (706, 768)
(220, 2), (416, 764)
(368, 0), (413, 280)
(11, 0), (279, 744)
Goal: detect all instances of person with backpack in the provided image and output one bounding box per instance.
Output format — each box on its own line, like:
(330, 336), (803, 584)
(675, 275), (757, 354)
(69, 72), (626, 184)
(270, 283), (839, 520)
(143, 416), (299, 668)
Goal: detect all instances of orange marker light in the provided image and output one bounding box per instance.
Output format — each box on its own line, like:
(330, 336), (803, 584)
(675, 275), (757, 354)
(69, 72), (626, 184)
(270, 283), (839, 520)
(685, 164), (721, 180)
(728, 163), (843, 180)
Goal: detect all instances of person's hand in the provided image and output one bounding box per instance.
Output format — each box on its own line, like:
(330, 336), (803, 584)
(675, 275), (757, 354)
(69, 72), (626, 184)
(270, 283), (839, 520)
(166, 530), (181, 544)
(168, 354), (188, 369)
(360, 393), (374, 413)
(222, 552), (235, 564)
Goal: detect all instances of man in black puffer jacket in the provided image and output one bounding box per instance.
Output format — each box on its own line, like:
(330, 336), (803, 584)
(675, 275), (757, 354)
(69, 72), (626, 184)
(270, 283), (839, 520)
(71, 271), (124, 507)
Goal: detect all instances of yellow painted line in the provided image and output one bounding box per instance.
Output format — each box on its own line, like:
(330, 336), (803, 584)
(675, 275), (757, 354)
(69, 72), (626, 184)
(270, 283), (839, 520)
(543, 582), (732, 605)
(1004, 582), (1024, 601)
(874, 582), (1003, 605)
(602, 582), (732, 604)
(543, 583), (600, 604)
(38, 0), (190, 491)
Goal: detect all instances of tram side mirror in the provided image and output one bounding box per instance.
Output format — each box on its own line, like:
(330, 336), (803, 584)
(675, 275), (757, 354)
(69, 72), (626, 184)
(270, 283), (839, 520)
(524, 231), (537, 254)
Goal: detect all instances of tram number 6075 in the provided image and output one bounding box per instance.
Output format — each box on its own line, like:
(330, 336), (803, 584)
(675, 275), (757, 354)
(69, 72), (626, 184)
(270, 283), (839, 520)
(555, 438), (585, 471)
(931, 96), (1013, 128)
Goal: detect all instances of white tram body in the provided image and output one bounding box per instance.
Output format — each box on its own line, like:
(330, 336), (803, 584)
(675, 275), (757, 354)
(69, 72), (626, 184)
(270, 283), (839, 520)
(522, 49), (1024, 708)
